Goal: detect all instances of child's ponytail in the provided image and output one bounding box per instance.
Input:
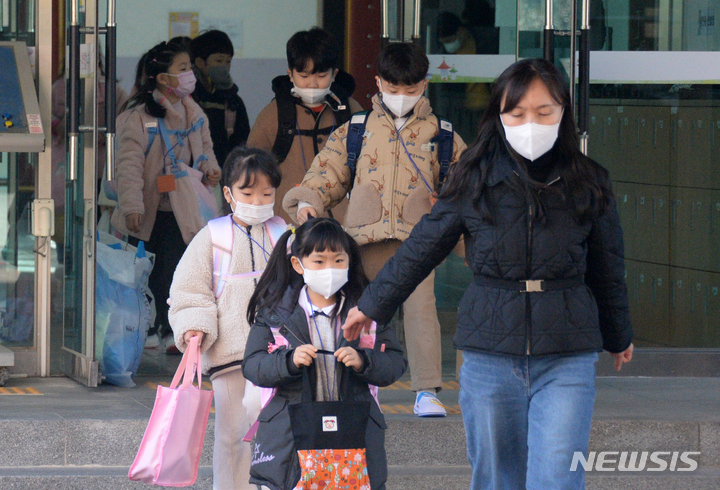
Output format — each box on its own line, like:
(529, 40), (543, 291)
(247, 229), (300, 324)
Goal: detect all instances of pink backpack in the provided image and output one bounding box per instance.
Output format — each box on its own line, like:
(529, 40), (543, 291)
(207, 214), (287, 299)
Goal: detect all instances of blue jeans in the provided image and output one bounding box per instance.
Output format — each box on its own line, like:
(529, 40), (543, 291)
(459, 350), (598, 490)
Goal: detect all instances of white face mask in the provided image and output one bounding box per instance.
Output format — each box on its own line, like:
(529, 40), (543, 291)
(443, 39), (462, 54)
(379, 81), (423, 118)
(298, 262), (349, 300)
(501, 119), (561, 161)
(226, 189), (275, 225)
(291, 85), (331, 105)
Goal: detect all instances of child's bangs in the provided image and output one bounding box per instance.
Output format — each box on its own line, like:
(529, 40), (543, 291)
(235, 169), (260, 189)
(227, 152), (281, 190)
(299, 222), (350, 258)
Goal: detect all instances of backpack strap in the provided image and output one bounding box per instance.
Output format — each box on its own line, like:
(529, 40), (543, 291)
(430, 116), (455, 190)
(272, 95), (297, 163)
(144, 125), (159, 157)
(263, 216), (287, 248)
(328, 91), (353, 128)
(345, 111), (371, 192)
(208, 216), (235, 299)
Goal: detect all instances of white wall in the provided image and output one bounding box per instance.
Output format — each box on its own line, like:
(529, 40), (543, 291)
(113, 0), (321, 123)
(116, 0), (320, 58)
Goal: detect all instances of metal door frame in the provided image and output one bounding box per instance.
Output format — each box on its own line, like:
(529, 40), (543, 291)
(60, 0), (116, 386)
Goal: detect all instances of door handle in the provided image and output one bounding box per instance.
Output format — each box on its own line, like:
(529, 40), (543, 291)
(411, 0), (422, 44)
(105, 0), (117, 181)
(68, 0), (81, 181)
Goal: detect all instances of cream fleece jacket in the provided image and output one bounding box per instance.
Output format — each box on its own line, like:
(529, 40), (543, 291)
(169, 220), (272, 372)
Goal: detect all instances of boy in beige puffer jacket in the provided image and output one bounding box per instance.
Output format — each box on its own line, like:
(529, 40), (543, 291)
(283, 43), (466, 417)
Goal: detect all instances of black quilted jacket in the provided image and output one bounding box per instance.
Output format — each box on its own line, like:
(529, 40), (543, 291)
(357, 153), (633, 357)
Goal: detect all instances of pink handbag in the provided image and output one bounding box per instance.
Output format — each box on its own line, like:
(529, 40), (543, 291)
(129, 336), (214, 486)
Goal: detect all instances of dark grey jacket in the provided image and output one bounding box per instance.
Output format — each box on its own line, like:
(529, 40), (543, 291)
(358, 153), (633, 357)
(243, 284), (407, 490)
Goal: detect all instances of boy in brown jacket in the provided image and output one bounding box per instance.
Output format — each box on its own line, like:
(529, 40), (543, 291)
(246, 27), (363, 224)
(283, 43), (466, 417)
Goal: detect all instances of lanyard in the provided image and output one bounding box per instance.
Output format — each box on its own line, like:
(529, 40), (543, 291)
(232, 220), (271, 261)
(398, 130), (433, 192)
(305, 288), (337, 401)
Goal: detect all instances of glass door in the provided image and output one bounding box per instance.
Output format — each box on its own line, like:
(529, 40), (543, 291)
(60, 0), (115, 386)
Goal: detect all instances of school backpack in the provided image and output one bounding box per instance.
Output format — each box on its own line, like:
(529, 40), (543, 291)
(345, 111), (456, 191)
(270, 74), (355, 163)
(207, 215), (288, 299)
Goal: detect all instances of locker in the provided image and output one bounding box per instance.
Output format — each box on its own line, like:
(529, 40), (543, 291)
(613, 182), (636, 260)
(632, 184), (671, 265)
(615, 182), (670, 264)
(670, 188), (720, 272)
(626, 260), (671, 346)
(621, 106), (671, 186)
(672, 107), (713, 188)
(588, 104), (619, 176)
(710, 109), (720, 188)
(669, 268), (720, 347)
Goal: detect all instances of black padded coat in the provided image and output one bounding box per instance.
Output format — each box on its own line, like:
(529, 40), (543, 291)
(243, 284), (407, 490)
(357, 153), (633, 357)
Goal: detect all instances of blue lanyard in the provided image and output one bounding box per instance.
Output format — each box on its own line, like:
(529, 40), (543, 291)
(398, 130), (433, 192)
(232, 220), (270, 260)
(306, 288), (336, 401)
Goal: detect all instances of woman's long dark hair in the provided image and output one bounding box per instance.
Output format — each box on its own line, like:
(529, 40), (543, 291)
(247, 218), (368, 325)
(439, 58), (613, 223)
(124, 40), (188, 119)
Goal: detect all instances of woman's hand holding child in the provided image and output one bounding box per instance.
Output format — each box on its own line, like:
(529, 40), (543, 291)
(293, 344), (318, 368)
(335, 346), (364, 371)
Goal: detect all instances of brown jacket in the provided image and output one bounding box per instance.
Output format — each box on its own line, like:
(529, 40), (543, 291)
(283, 94), (466, 246)
(247, 86), (363, 224)
(112, 90), (220, 243)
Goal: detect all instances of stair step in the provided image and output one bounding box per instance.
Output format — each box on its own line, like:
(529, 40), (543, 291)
(1, 417), (718, 470)
(2, 466), (720, 490)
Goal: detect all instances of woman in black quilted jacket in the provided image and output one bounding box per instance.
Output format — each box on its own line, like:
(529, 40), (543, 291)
(341, 58), (634, 490)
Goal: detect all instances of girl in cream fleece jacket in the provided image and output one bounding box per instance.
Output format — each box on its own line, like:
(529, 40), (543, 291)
(168, 147), (285, 490)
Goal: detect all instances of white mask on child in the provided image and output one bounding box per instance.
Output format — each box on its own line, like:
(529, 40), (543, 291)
(379, 81), (423, 118)
(226, 189), (275, 225)
(298, 262), (349, 299)
(291, 85), (331, 105)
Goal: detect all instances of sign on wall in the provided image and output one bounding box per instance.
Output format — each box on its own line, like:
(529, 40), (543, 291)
(169, 12), (199, 39)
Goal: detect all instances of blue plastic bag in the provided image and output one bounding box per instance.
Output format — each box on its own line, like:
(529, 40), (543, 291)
(96, 231), (155, 387)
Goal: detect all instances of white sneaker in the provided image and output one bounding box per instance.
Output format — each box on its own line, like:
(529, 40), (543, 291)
(144, 333), (160, 349)
(164, 335), (180, 355)
(413, 391), (447, 417)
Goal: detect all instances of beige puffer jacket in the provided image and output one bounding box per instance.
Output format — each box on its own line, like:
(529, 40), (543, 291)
(283, 94), (466, 246)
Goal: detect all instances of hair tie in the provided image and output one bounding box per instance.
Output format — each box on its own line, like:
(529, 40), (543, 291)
(286, 227), (296, 254)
